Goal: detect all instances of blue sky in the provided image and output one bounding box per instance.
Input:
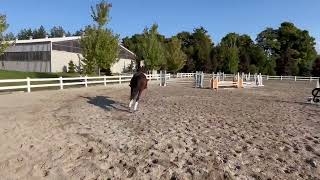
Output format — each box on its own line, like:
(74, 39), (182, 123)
(1, 0), (319, 51)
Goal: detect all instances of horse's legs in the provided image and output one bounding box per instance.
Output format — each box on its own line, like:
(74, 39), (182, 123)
(129, 88), (135, 108)
(134, 90), (143, 111)
(129, 99), (134, 108)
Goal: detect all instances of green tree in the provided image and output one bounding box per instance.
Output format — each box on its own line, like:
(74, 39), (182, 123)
(50, 26), (66, 37)
(0, 14), (9, 55)
(165, 36), (186, 73)
(80, 0), (119, 75)
(250, 45), (268, 73)
(209, 47), (219, 73)
(140, 24), (166, 71)
(249, 64), (258, 74)
(220, 33), (240, 73)
(191, 27), (213, 72)
(256, 28), (279, 75)
(176, 31), (195, 72)
(68, 60), (76, 73)
(238, 35), (253, 73)
(257, 22), (317, 76)
(176, 28), (213, 72)
(122, 34), (145, 69)
(33, 25), (47, 39)
(91, 1), (112, 28)
(17, 28), (33, 40)
(73, 29), (84, 36)
(4, 32), (15, 40)
(312, 56), (320, 77)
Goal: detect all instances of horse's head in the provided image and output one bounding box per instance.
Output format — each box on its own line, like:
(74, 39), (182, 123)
(137, 66), (147, 74)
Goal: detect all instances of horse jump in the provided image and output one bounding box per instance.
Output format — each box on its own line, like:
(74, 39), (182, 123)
(210, 72), (263, 90)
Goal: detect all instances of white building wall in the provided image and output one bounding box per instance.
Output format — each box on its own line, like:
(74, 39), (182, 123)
(51, 50), (82, 72)
(51, 51), (134, 74)
(110, 58), (134, 74)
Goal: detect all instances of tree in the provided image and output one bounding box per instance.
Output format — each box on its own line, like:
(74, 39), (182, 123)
(176, 28), (213, 72)
(257, 22), (317, 76)
(122, 34), (145, 69)
(191, 27), (213, 72)
(91, 1), (112, 28)
(256, 28), (280, 57)
(165, 36), (186, 73)
(123, 61), (134, 73)
(68, 60), (76, 73)
(80, 0), (119, 75)
(33, 25), (47, 39)
(0, 14), (9, 56)
(73, 29), (84, 36)
(312, 56), (320, 77)
(140, 24), (166, 71)
(238, 35), (254, 73)
(17, 28), (33, 40)
(256, 28), (280, 75)
(50, 26), (66, 37)
(176, 31), (194, 72)
(4, 32), (15, 40)
(220, 33), (240, 73)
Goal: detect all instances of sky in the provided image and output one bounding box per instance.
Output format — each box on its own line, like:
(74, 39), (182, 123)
(1, 0), (319, 51)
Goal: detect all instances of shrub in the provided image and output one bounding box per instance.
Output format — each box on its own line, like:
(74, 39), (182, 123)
(68, 60), (76, 73)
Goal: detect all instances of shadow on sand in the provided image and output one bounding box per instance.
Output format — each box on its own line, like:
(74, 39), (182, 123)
(81, 96), (130, 112)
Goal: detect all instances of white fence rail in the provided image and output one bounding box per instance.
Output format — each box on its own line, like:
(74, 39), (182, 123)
(177, 73), (320, 82)
(0, 74), (168, 93)
(265, 75), (320, 81)
(1, 73), (319, 93)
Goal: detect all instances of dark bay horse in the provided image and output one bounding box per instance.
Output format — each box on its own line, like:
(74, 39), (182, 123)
(129, 71), (149, 111)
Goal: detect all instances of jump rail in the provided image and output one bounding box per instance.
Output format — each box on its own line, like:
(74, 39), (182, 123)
(0, 74), (167, 93)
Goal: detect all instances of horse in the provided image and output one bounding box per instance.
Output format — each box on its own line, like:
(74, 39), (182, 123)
(129, 71), (149, 111)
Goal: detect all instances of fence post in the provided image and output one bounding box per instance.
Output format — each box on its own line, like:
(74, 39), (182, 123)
(281, 75), (282, 80)
(310, 76), (312, 82)
(119, 75), (122, 84)
(59, 77), (63, 90)
(266, 75), (269, 80)
(27, 77), (31, 93)
(103, 75), (107, 86)
(84, 76), (88, 87)
(294, 76), (296, 81)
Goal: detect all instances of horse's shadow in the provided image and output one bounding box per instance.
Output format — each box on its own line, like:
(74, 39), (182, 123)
(81, 96), (130, 112)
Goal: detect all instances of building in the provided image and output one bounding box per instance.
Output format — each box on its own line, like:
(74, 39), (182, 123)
(0, 36), (136, 74)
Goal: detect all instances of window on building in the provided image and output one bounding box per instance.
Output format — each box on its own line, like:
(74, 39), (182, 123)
(52, 40), (82, 53)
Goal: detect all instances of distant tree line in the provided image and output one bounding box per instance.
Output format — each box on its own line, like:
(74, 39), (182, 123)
(123, 22), (320, 76)
(3, 25), (84, 40)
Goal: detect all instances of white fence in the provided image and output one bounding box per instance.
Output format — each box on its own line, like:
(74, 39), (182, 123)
(265, 75), (320, 81)
(1, 73), (319, 93)
(177, 73), (195, 78)
(177, 73), (320, 82)
(0, 74), (169, 93)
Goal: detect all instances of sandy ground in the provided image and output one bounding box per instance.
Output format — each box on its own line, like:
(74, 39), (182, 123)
(0, 80), (319, 180)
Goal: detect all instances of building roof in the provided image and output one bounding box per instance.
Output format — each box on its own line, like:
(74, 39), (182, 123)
(10, 36), (82, 44)
(9, 36), (136, 57)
